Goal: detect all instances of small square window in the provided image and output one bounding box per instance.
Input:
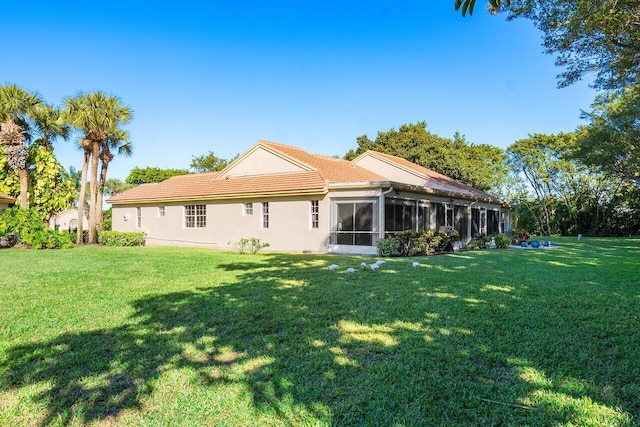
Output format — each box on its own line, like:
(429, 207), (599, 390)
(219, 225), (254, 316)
(243, 203), (253, 216)
(158, 206), (165, 217)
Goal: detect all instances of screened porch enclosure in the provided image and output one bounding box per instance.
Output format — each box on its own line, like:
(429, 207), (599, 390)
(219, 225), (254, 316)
(332, 202), (376, 246)
(385, 199), (470, 242)
(330, 196), (509, 249)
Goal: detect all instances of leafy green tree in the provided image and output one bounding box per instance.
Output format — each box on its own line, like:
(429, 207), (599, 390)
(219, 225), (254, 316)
(125, 167), (189, 185)
(455, 0), (508, 16)
(345, 121), (507, 193)
(103, 178), (134, 196)
(190, 150), (229, 173)
(577, 86), (640, 187)
(460, 1), (640, 91)
(63, 91), (133, 244)
(507, 133), (629, 236)
(0, 84), (44, 209)
(0, 145), (76, 223)
(507, 0), (640, 91)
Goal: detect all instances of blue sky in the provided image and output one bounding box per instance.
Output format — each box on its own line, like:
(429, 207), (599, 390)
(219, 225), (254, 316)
(3, 1), (596, 181)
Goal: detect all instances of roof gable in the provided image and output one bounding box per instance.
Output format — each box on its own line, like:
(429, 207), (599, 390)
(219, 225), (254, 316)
(353, 150), (500, 202)
(216, 142), (312, 178)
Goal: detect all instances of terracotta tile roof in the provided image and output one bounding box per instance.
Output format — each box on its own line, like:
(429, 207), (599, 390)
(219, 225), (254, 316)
(108, 141), (500, 205)
(363, 150), (501, 202)
(0, 192), (15, 203)
(257, 141), (387, 184)
(109, 170), (327, 204)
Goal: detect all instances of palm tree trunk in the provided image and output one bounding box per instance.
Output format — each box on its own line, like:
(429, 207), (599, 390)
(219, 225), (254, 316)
(96, 154), (111, 231)
(77, 149), (90, 245)
(88, 141), (100, 243)
(18, 168), (28, 209)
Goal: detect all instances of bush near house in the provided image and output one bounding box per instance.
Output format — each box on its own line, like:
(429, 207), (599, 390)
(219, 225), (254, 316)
(0, 207), (74, 249)
(97, 231), (145, 247)
(228, 237), (270, 254)
(377, 230), (451, 257)
(465, 233), (512, 251)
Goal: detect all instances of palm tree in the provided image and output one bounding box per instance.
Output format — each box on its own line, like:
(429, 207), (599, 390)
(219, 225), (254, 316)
(97, 129), (132, 230)
(0, 84), (43, 209)
(30, 103), (70, 151)
(63, 91), (133, 244)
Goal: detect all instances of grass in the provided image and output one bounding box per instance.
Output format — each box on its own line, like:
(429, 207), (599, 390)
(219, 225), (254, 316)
(1, 237), (639, 426)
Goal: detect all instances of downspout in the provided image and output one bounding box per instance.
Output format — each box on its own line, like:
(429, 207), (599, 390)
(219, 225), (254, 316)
(379, 186), (394, 241)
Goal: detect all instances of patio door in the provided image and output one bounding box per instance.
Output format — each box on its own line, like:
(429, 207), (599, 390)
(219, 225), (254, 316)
(334, 202), (375, 246)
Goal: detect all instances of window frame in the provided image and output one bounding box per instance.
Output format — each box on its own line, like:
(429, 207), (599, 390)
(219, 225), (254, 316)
(311, 200), (319, 229)
(185, 204), (207, 228)
(136, 207), (142, 228)
(262, 202), (269, 229)
(158, 206), (165, 217)
(243, 202), (253, 216)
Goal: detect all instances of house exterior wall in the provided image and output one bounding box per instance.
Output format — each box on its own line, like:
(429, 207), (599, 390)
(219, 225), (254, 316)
(354, 156), (426, 187)
(112, 195), (331, 252)
(222, 147), (306, 177)
(49, 209), (89, 231)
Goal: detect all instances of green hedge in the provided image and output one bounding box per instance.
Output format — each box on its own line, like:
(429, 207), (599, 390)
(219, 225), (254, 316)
(97, 231), (145, 247)
(0, 207), (74, 249)
(377, 230), (452, 257)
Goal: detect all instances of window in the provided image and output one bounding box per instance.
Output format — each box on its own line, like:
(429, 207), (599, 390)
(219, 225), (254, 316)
(243, 203), (253, 216)
(158, 206), (165, 217)
(480, 208), (487, 235)
(262, 202), (269, 228)
(385, 199), (416, 236)
(445, 204), (455, 228)
(185, 204), (206, 228)
(136, 207), (142, 228)
(311, 200), (319, 229)
(333, 202), (375, 246)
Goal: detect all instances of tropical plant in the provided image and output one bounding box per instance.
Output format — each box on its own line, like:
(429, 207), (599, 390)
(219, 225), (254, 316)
(29, 103), (70, 152)
(63, 91), (133, 244)
(228, 237), (270, 254)
(96, 130), (132, 231)
(0, 84), (44, 209)
(0, 207), (74, 249)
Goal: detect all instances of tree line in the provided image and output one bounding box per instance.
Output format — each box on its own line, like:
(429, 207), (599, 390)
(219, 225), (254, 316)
(0, 85), (132, 244)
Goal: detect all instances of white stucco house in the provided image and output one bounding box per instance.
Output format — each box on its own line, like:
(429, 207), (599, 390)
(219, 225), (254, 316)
(108, 141), (511, 254)
(0, 192), (15, 213)
(49, 208), (89, 232)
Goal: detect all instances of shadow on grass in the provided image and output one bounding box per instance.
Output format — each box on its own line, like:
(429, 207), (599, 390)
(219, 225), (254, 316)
(1, 247), (639, 425)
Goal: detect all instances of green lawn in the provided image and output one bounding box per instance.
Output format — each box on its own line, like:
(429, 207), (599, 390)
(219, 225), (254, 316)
(1, 237), (639, 426)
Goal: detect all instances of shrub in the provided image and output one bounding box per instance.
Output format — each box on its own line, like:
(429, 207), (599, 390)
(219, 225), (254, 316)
(98, 231), (145, 247)
(391, 230), (451, 257)
(493, 234), (512, 249)
(229, 237), (270, 254)
(465, 234), (492, 251)
(0, 207), (74, 249)
(376, 238), (400, 257)
(517, 230), (530, 241)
